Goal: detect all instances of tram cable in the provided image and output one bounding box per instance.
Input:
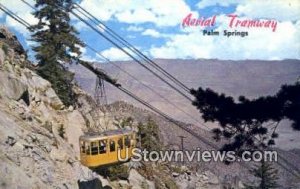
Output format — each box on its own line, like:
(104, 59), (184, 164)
(72, 2), (191, 93)
(69, 9), (194, 102)
(0, 3), (32, 30)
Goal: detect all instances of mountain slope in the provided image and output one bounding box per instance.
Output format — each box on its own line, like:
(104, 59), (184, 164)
(71, 58), (300, 150)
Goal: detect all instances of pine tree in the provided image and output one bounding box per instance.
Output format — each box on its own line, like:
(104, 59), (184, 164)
(190, 83), (300, 152)
(31, 0), (84, 106)
(138, 118), (161, 152)
(245, 160), (279, 189)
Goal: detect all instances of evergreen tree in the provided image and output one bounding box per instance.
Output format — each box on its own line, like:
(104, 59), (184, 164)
(138, 118), (161, 152)
(31, 0), (84, 106)
(190, 82), (300, 152)
(245, 160), (279, 189)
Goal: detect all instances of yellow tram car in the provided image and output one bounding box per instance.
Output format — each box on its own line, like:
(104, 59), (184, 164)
(79, 129), (136, 167)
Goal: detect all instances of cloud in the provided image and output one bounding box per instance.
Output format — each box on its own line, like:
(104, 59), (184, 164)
(2, 0), (299, 61)
(127, 26), (144, 32)
(197, 0), (241, 9)
(1, 0), (38, 36)
(78, 0), (125, 21)
(235, 0), (300, 21)
(149, 14), (300, 60)
(79, 0), (197, 27)
(149, 32), (213, 59)
(197, 0), (300, 21)
(100, 47), (132, 61)
(1, 0), (35, 16)
(141, 29), (171, 38)
(148, 1), (300, 60)
(116, 9), (156, 24)
(142, 29), (161, 38)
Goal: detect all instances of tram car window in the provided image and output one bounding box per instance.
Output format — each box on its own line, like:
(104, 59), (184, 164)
(110, 140), (115, 152)
(91, 142), (98, 155)
(99, 140), (107, 154)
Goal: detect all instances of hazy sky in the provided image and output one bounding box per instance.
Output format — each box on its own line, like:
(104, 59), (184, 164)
(0, 0), (299, 61)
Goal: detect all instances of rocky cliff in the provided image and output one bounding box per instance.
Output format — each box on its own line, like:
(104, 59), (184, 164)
(0, 26), (115, 189)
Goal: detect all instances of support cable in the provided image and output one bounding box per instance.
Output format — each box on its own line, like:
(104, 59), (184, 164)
(73, 3), (191, 93)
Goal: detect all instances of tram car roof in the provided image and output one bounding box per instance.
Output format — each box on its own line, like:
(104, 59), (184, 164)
(79, 128), (135, 141)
